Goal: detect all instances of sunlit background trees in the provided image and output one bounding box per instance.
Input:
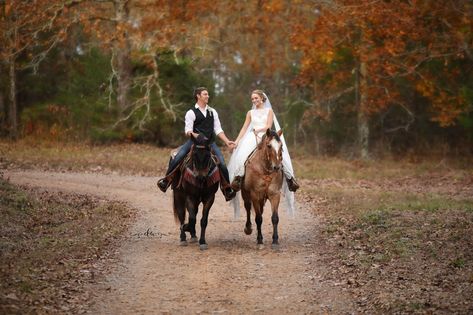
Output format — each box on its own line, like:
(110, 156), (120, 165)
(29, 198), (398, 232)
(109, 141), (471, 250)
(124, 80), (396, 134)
(1, 0), (472, 158)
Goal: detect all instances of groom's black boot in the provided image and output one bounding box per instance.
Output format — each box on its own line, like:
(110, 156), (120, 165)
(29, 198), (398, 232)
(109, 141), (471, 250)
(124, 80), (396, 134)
(216, 161), (235, 201)
(157, 178), (170, 192)
(223, 186), (236, 201)
(231, 176), (243, 192)
(286, 177), (300, 192)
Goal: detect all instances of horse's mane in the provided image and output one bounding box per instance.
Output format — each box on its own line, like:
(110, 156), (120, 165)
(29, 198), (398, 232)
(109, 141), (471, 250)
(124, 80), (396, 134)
(258, 130), (281, 149)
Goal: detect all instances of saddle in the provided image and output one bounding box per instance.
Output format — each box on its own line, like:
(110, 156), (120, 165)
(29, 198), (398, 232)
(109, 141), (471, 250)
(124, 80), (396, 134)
(168, 145), (223, 189)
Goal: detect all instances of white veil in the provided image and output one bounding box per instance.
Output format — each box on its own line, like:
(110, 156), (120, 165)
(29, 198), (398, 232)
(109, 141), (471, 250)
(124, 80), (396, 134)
(262, 93), (296, 217)
(230, 93), (296, 218)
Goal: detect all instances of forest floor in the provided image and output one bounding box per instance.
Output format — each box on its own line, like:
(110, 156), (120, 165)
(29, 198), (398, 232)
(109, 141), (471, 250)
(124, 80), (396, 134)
(1, 141), (473, 314)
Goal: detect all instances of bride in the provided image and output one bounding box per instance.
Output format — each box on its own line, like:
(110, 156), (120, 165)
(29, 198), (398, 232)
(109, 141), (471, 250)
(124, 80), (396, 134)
(227, 90), (299, 215)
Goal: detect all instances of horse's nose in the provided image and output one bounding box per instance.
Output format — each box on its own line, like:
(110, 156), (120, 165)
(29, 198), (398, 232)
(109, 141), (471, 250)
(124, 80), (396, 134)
(273, 165), (281, 171)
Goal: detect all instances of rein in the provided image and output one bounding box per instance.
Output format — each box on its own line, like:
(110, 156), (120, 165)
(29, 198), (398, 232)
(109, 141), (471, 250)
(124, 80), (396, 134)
(253, 131), (261, 144)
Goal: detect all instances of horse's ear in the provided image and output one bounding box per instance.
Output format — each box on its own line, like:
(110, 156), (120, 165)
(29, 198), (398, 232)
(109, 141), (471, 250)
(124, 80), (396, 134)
(277, 129), (283, 137)
(266, 128), (271, 137)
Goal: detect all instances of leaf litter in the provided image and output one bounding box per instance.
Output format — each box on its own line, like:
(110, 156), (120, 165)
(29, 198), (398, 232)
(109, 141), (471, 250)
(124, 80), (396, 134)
(0, 178), (135, 314)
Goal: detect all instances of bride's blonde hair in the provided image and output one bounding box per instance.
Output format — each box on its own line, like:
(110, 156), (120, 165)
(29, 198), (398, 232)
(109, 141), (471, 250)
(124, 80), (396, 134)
(251, 90), (267, 103)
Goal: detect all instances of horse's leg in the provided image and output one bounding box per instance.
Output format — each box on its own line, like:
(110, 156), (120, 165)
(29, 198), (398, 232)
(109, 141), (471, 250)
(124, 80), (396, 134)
(269, 194), (281, 250)
(188, 202), (198, 243)
(174, 190), (187, 246)
(199, 193), (215, 250)
(242, 190), (252, 235)
(254, 200), (264, 248)
(244, 199), (252, 235)
(188, 221), (198, 243)
(184, 197), (199, 243)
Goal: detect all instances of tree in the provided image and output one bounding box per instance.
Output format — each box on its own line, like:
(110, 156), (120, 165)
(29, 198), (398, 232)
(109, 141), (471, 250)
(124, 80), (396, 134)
(0, 0), (77, 139)
(0, 0), (221, 141)
(73, 0), (214, 131)
(291, 0), (472, 157)
(184, 0), (311, 137)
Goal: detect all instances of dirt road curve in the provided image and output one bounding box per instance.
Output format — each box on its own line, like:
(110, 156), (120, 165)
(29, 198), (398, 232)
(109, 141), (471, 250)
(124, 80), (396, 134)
(6, 170), (354, 314)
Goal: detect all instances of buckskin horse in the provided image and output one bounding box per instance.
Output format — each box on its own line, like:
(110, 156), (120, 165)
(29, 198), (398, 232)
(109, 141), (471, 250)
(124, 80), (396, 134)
(241, 128), (284, 250)
(171, 135), (220, 250)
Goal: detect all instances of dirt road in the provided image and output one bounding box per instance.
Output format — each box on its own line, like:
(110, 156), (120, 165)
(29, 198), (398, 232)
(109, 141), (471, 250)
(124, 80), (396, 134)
(6, 170), (354, 314)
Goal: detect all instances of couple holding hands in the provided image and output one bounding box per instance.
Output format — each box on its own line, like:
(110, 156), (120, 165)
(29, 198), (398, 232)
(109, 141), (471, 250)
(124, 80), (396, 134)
(157, 87), (299, 210)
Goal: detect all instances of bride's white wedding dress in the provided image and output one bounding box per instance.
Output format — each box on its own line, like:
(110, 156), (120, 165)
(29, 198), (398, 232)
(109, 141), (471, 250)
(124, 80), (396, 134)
(228, 108), (271, 180)
(228, 107), (296, 217)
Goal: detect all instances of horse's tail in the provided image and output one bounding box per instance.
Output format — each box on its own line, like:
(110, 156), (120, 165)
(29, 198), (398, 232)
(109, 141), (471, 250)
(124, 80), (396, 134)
(173, 189), (186, 224)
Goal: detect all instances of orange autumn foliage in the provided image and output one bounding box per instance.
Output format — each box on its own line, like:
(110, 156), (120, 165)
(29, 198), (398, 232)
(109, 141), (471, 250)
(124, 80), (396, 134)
(291, 0), (472, 126)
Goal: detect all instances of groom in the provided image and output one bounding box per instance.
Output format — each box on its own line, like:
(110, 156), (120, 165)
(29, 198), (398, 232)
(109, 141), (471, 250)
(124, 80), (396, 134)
(157, 87), (236, 201)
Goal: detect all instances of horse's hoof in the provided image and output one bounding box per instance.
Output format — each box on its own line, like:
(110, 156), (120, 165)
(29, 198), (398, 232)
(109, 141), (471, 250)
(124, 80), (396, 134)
(189, 237), (198, 243)
(257, 244), (264, 250)
(179, 240), (188, 246)
(244, 227), (252, 235)
(271, 243), (280, 251)
(199, 244), (208, 251)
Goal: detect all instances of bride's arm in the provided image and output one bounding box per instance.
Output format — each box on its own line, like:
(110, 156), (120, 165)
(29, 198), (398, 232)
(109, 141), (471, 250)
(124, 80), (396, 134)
(235, 111), (252, 145)
(254, 109), (274, 133)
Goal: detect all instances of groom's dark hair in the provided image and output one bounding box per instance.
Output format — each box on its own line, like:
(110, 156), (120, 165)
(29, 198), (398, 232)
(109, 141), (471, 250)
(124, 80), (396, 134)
(194, 87), (208, 101)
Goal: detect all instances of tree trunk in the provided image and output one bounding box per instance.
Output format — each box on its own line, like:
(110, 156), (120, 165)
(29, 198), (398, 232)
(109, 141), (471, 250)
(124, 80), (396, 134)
(0, 89), (5, 128)
(116, 48), (131, 112)
(8, 55), (18, 140)
(357, 61), (369, 159)
(114, 0), (132, 113)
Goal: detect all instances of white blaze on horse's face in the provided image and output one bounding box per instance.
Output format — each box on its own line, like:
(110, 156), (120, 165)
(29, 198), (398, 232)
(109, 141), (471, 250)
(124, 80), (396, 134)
(270, 138), (283, 170)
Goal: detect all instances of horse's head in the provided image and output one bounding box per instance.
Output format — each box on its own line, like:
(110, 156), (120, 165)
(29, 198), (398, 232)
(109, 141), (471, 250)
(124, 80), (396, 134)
(191, 134), (213, 182)
(260, 128), (283, 172)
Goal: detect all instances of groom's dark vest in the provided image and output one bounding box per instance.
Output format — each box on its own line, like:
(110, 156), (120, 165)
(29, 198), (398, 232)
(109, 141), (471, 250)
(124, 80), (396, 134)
(192, 107), (215, 143)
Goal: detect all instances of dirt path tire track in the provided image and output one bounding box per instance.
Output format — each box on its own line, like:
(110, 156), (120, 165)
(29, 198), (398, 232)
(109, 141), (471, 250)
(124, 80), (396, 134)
(6, 170), (354, 314)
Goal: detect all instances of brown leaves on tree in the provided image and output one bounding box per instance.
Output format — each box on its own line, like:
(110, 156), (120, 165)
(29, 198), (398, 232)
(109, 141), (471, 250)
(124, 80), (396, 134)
(291, 0), (472, 126)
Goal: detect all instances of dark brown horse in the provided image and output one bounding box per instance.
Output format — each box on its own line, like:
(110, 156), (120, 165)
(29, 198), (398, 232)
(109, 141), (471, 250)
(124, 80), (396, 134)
(241, 128), (284, 250)
(172, 135), (220, 250)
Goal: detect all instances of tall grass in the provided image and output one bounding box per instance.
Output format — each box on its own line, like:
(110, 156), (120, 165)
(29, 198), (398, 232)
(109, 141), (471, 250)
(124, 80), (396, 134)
(2, 139), (472, 180)
(1, 139), (171, 176)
